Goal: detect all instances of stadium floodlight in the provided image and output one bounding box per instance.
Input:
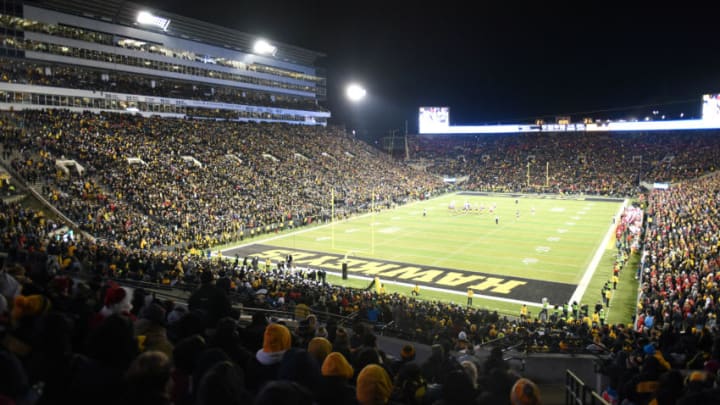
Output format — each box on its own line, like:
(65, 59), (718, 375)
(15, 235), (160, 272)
(137, 11), (171, 31)
(346, 84), (367, 102)
(253, 39), (277, 56)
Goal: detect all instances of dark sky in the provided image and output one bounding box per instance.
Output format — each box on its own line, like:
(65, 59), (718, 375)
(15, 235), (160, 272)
(141, 1), (718, 136)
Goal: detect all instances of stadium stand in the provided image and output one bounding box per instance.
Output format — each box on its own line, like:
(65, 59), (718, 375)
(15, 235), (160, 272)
(1, 109), (444, 248)
(3, 171), (720, 403)
(409, 132), (720, 197)
(1, 0), (720, 404)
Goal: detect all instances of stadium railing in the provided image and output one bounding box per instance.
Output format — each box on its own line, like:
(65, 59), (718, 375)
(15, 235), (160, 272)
(565, 370), (609, 405)
(633, 218), (653, 330)
(108, 277), (359, 328)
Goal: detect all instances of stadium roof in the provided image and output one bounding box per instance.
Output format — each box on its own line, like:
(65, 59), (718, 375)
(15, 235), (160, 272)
(28, 0), (326, 66)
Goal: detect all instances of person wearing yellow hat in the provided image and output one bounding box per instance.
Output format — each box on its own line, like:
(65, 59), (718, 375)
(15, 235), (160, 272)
(319, 352), (355, 405)
(11, 294), (51, 322)
(246, 323), (292, 392)
(357, 364), (393, 405)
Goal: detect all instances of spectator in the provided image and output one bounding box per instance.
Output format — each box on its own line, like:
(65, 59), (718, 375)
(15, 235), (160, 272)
(124, 351), (173, 405)
(89, 285), (132, 329)
(509, 377), (541, 405)
(278, 348), (324, 394)
(319, 352), (356, 405)
(134, 303), (173, 359)
(246, 323), (292, 392)
(391, 363), (427, 405)
(308, 336), (332, 366)
(71, 314), (138, 405)
(356, 364), (394, 405)
(210, 317), (251, 366)
(390, 344), (416, 375)
(170, 334), (206, 404)
(188, 270), (232, 330)
(195, 361), (251, 405)
(254, 380), (315, 405)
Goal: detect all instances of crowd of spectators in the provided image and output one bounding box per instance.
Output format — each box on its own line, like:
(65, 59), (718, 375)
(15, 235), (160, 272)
(1, 109), (445, 249)
(3, 168), (720, 403)
(0, 198), (548, 405)
(2, 108), (720, 403)
(0, 5), (718, 403)
(568, 173), (720, 404)
(409, 132), (720, 197)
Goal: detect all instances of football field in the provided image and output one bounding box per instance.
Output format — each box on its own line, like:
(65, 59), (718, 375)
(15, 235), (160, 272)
(223, 192), (624, 312)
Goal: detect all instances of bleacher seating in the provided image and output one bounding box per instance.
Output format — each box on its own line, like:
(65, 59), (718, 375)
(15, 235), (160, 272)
(3, 112), (720, 403)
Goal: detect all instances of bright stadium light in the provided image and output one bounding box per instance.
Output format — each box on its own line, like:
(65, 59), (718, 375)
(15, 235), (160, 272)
(346, 84), (366, 102)
(253, 39), (277, 56)
(137, 11), (171, 31)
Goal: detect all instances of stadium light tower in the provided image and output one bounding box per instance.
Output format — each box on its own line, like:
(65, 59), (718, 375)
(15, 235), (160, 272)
(136, 11), (171, 31)
(346, 83), (367, 102)
(253, 39), (277, 56)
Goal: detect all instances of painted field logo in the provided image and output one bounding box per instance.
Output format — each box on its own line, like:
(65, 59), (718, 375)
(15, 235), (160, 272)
(222, 244), (578, 303)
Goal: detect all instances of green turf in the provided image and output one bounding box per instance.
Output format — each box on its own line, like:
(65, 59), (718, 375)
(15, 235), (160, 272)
(215, 192), (645, 319)
(263, 193), (622, 291)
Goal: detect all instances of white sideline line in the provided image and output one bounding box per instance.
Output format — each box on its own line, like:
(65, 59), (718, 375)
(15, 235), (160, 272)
(568, 200), (627, 305)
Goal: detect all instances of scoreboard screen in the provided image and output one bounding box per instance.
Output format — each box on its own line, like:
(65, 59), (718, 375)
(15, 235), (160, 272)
(419, 107), (450, 133)
(703, 94), (720, 121)
(417, 95), (720, 135)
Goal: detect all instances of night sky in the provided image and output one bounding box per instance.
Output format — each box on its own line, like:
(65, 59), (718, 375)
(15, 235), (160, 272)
(142, 1), (718, 136)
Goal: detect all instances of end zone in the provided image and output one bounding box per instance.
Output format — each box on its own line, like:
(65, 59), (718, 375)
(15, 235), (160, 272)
(223, 244), (576, 306)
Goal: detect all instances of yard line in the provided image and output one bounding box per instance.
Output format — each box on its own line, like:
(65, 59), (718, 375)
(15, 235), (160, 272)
(431, 223), (505, 267)
(568, 200), (626, 305)
(218, 211), (378, 253)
